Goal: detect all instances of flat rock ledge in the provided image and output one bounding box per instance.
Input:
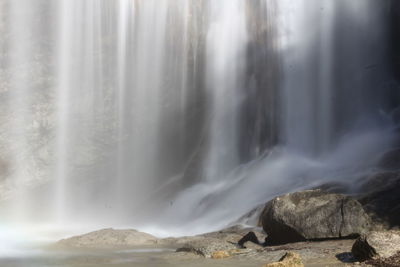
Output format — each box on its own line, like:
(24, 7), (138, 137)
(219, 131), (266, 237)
(55, 226), (360, 265)
(55, 225), (264, 250)
(176, 237), (239, 258)
(168, 226), (265, 257)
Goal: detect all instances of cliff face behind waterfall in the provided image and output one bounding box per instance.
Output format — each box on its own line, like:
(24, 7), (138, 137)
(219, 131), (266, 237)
(0, 0), (399, 230)
(0, 0), (56, 201)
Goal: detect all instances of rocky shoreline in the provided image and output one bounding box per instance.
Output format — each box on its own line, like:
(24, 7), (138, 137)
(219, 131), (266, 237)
(53, 188), (400, 267)
(54, 226), (356, 266)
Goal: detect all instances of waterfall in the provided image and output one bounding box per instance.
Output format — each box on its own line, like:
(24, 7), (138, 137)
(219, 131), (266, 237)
(0, 0), (397, 240)
(1, 0), (52, 223)
(155, 0), (395, 235)
(279, 0), (391, 156)
(204, 0), (247, 181)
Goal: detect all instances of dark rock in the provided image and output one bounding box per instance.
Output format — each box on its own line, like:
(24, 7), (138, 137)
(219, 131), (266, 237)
(162, 225), (266, 251)
(357, 171), (400, 228)
(351, 231), (400, 262)
(238, 231), (264, 248)
(351, 235), (377, 262)
(261, 190), (371, 244)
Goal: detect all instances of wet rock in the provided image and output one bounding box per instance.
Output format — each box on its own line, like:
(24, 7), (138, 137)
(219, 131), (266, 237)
(366, 251), (400, 266)
(262, 252), (304, 267)
(351, 236), (378, 262)
(55, 227), (358, 265)
(160, 225), (255, 246)
(357, 171), (400, 228)
(158, 225), (267, 254)
(238, 231), (265, 248)
(176, 237), (238, 258)
(351, 231), (400, 262)
(261, 190), (371, 244)
(57, 228), (158, 248)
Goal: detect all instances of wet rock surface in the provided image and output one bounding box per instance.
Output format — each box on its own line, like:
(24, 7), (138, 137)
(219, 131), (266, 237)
(358, 171), (400, 228)
(53, 185), (400, 267)
(365, 251), (400, 267)
(158, 225), (265, 248)
(352, 231), (400, 262)
(238, 231), (265, 248)
(55, 226), (359, 266)
(175, 237), (238, 258)
(260, 190), (371, 244)
(161, 236), (358, 266)
(168, 226), (266, 257)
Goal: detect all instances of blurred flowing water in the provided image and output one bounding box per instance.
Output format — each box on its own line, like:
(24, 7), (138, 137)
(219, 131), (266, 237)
(0, 0), (397, 252)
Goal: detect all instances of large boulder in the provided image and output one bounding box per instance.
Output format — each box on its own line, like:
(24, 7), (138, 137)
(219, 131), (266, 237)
(351, 231), (400, 262)
(260, 190), (371, 244)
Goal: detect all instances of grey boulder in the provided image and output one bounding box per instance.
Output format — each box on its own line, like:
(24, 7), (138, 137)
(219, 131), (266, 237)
(260, 190), (371, 244)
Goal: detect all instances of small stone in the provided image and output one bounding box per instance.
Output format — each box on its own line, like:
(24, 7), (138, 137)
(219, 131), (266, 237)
(211, 250), (230, 259)
(262, 252), (304, 267)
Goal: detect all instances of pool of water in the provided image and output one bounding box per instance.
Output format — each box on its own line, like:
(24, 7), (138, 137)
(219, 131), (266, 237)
(0, 248), (176, 267)
(0, 248), (260, 267)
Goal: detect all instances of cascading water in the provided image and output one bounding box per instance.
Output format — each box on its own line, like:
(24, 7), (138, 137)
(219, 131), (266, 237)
(156, 0), (396, 235)
(204, 0), (247, 181)
(279, 0), (392, 156)
(0, 0), (398, 249)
